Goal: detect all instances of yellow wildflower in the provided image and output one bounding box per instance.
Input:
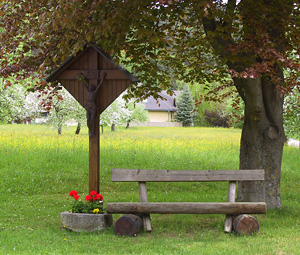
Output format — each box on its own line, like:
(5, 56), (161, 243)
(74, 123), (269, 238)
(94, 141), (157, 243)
(93, 208), (99, 214)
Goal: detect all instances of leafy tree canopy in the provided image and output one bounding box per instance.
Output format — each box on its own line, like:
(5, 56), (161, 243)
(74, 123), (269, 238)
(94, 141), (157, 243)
(1, 0), (299, 98)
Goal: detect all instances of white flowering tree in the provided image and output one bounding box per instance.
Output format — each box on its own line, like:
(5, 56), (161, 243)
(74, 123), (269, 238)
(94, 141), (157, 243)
(0, 80), (42, 124)
(47, 87), (86, 135)
(124, 100), (148, 128)
(100, 97), (130, 132)
(100, 95), (148, 132)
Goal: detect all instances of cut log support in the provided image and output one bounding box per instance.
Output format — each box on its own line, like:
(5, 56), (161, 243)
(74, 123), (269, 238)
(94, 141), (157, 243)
(107, 202), (267, 215)
(232, 214), (260, 235)
(224, 181), (237, 233)
(114, 214), (143, 236)
(139, 182), (152, 232)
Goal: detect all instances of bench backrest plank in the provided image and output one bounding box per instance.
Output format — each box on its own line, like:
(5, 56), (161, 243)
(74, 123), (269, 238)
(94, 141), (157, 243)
(111, 169), (265, 182)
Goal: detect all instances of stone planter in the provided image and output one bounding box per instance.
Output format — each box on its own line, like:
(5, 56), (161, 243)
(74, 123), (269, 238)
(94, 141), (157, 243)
(61, 212), (113, 232)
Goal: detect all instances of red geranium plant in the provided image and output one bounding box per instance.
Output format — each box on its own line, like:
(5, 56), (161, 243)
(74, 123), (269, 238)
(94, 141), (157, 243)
(68, 190), (104, 214)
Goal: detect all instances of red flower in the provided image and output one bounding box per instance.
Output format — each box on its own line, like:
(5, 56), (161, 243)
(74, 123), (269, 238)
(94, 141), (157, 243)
(90, 191), (98, 196)
(73, 195), (80, 200)
(69, 190), (78, 197)
(94, 194), (103, 201)
(85, 195), (93, 201)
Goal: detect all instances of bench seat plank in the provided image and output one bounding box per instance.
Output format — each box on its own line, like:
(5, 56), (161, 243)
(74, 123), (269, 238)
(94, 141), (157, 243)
(107, 202), (267, 215)
(111, 169), (265, 182)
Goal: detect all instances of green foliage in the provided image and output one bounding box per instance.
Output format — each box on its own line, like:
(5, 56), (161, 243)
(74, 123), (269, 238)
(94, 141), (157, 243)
(0, 87), (12, 123)
(188, 82), (224, 127)
(204, 109), (229, 128)
(194, 101), (222, 127)
(283, 87), (300, 139)
(1, 1), (299, 100)
(190, 82), (244, 128)
(174, 86), (194, 127)
(225, 97), (245, 129)
(125, 100), (148, 127)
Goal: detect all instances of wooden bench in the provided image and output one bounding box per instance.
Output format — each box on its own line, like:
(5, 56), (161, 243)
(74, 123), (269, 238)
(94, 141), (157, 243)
(106, 168), (267, 234)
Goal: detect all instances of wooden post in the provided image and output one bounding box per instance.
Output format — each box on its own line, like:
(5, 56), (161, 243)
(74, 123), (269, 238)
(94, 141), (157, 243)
(88, 48), (100, 193)
(89, 114), (100, 193)
(224, 181), (236, 232)
(139, 182), (152, 232)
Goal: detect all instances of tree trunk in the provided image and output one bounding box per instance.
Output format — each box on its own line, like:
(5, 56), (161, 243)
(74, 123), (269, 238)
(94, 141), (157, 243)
(234, 75), (285, 209)
(201, 1), (289, 210)
(58, 123), (62, 135)
(101, 125), (104, 134)
(75, 122), (81, 135)
(111, 124), (115, 132)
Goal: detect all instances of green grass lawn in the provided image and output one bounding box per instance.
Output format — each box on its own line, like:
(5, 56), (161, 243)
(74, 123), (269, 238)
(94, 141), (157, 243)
(0, 125), (300, 254)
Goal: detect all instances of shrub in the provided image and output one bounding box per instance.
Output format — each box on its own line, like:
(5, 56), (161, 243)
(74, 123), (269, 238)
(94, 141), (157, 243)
(204, 109), (229, 128)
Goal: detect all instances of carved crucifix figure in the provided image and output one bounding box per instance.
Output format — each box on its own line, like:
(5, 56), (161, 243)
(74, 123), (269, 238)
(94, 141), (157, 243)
(78, 73), (107, 137)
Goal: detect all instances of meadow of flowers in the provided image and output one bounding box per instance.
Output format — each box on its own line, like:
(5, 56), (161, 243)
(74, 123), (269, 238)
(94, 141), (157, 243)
(0, 125), (300, 254)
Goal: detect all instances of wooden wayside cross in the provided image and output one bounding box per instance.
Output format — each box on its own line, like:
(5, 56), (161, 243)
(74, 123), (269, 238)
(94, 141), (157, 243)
(46, 44), (138, 193)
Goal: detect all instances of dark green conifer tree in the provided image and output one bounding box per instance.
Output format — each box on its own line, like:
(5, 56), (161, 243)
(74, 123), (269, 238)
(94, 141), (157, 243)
(175, 86), (194, 127)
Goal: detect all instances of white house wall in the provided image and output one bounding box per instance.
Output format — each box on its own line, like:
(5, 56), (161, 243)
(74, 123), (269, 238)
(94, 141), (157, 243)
(148, 111), (174, 122)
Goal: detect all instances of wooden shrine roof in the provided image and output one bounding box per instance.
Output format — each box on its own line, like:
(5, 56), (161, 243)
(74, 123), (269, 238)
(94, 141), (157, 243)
(45, 43), (138, 114)
(46, 43), (138, 83)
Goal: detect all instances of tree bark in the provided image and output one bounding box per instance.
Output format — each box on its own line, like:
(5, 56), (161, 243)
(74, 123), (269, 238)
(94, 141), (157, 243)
(234, 74), (285, 209)
(58, 123), (62, 135)
(75, 122), (81, 135)
(126, 120), (130, 129)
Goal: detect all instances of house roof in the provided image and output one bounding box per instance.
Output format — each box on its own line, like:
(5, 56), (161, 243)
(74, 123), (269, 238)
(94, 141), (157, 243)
(144, 90), (181, 112)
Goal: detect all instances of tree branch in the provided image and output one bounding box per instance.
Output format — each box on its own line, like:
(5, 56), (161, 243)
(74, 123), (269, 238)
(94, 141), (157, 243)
(202, 1), (236, 58)
(225, 0), (237, 24)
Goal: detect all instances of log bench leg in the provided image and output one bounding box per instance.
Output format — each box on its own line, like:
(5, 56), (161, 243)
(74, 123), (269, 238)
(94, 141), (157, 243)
(233, 214), (260, 235)
(224, 181), (236, 233)
(142, 214), (152, 232)
(114, 214), (143, 236)
(224, 215), (233, 233)
(139, 182), (152, 232)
